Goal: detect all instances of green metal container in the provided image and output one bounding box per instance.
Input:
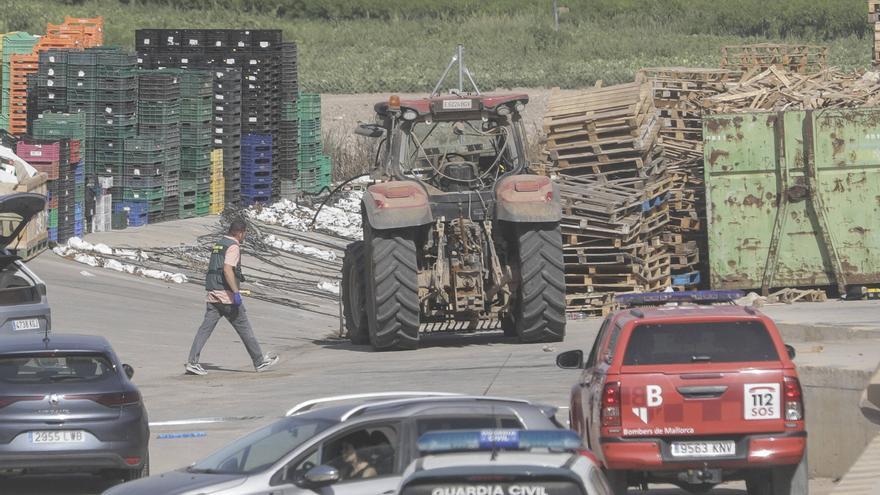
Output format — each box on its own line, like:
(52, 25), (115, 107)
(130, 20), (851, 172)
(703, 109), (880, 293)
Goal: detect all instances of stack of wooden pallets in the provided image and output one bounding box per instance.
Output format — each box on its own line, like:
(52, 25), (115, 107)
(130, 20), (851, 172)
(720, 44), (828, 77)
(544, 82), (663, 180)
(545, 81), (673, 316)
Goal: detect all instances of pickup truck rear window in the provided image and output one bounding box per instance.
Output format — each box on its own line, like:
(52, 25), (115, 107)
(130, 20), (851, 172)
(623, 321), (779, 365)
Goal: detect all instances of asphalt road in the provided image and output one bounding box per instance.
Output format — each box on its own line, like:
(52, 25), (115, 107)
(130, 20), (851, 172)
(2, 250), (875, 494)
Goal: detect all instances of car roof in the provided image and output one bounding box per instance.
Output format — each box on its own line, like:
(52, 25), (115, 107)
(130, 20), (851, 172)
(0, 333), (114, 354)
(287, 394), (555, 424)
(611, 304), (767, 327)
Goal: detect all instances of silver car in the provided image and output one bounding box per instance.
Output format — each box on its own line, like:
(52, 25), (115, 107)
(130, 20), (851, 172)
(0, 192), (51, 336)
(0, 333), (149, 480)
(104, 392), (564, 495)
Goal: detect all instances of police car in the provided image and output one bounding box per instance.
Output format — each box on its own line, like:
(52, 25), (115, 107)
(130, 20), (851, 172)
(397, 429), (613, 495)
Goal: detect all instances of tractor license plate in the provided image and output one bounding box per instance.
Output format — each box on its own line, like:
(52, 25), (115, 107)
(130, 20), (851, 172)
(30, 430), (85, 444)
(442, 99), (473, 110)
(670, 441), (735, 458)
(14, 319), (40, 331)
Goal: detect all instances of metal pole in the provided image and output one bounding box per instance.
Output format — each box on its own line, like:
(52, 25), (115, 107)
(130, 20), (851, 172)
(431, 53), (459, 97)
(457, 44), (464, 94)
(553, 0), (559, 31)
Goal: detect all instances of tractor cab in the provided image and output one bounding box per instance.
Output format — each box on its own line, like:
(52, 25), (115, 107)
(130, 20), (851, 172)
(364, 94), (531, 194)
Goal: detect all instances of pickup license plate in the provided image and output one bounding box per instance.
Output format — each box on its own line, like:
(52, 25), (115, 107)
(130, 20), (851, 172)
(14, 319), (41, 331)
(670, 441), (735, 458)
(30, 430), (85, 444)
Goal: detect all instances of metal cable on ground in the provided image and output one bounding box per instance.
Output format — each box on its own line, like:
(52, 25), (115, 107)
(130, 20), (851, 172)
(307, 173), (370, 230)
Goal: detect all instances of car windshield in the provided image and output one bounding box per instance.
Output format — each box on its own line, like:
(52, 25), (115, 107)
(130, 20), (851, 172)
(403, 119), (517, 185)
(189, 417), (334, 475)
(622, 321), (780, 365)
(0, 353), (116, 384)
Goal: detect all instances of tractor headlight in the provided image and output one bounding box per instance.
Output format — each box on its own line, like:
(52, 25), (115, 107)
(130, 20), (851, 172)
(496, 105), (511, 116)
(403, 110), (418, 121)
(515, 102), (525, 113)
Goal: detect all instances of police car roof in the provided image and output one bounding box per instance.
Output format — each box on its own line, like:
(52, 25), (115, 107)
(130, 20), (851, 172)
(292, 397), (555, 423)
(613, 304), (766, 325)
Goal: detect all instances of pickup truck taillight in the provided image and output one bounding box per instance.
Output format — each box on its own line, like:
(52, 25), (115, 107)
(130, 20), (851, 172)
(601, 381), (621, 427)
(784, 376), (803, 421)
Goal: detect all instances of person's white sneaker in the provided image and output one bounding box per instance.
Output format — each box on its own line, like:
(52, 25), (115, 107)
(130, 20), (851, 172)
(255, 354), (280, 372)
(185, 363), (208, 376)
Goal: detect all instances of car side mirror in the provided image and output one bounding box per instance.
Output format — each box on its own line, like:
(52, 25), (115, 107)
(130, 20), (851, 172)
(122, 364), (134, 379)
(303, 465), (340, 488)
(785, 344), (796, 360)
(556, 350), (584, 369)
(355, 123), (385, 138)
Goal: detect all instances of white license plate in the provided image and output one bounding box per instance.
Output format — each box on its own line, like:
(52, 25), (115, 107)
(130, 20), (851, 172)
(13, 319), (41, 331)
(442, 99), (473, 110)
(670, 441), (735, 458)
(30, 430), (85, 444)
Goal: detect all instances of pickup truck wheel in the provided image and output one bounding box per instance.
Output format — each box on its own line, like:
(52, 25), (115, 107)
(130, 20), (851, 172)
(365, 226), (420, 350)
(342, 241), (370, 345)
(745, 472), (772, 495)
(604, 469), (628, 495)
(772, 453), (808, 495)
(511, 222), (566, 343)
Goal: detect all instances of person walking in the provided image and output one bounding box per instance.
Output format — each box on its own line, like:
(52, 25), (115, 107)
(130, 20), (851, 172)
(185, 219), (279, 375)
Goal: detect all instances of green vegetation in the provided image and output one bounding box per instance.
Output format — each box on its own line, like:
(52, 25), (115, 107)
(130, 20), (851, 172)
(4, 0), (873, 93)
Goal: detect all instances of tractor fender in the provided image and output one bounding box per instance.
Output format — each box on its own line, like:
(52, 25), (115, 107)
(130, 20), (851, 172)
(362, 181), (433, 230)
(494, 175), (562, 223)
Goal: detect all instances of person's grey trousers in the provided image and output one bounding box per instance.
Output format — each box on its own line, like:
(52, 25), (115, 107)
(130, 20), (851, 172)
(188, 302), (264, 367)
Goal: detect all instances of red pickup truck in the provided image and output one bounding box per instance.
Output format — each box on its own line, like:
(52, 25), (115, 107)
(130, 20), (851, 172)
(556, 293), (807, 495)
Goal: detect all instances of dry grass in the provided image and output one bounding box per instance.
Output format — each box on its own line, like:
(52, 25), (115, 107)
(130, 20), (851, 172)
(322, 128), (377, 182)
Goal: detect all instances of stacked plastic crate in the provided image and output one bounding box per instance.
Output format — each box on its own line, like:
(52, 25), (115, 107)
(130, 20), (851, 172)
(240, 32), (282, 200)
(34, 50), (70, 116)
(1, 33), (39, 132)
(278, 41), (298, 198)
(15, 138), (78, 242)
(121, 137), (165, 226)
(7, 53), (39, 136)
(296, 94), (331, 194)
(67, 49), (138, 198)
(178, 70), (214, 218)
(213, 68), (243, 208)
(135, 70), (181, 221)
(209, 148), (224, 214)
(240, 134), (272, 206)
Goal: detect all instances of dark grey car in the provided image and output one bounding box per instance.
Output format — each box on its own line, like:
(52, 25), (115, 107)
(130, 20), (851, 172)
(0, 333), (149, 480)
(0, 193), (51, 336)
(103, 393), (563, 495)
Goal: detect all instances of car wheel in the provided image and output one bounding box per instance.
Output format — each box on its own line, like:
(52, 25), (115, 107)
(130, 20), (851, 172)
(604, 469), (628, 495)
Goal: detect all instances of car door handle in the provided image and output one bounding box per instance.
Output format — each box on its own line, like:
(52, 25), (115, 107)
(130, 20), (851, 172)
(677, 385), (728, 398)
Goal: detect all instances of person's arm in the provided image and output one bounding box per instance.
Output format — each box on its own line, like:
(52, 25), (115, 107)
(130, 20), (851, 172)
(223, 264), (240, 293)
(362, 466), (377, 478)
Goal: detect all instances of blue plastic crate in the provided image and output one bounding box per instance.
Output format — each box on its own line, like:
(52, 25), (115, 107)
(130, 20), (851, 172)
(241, 134), (272, 147)
(241, 194), (272, 207)
(48, 228), (58, 243)
(671, 271), (701, 287)
(240, 161), (273, 173)
(114, 201), (148, 216)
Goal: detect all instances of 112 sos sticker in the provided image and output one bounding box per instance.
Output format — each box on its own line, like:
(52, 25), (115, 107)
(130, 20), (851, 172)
(744, 383), (780, 420)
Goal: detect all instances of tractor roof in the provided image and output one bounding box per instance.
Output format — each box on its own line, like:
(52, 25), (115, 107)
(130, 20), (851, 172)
(374, 93), (529, 118)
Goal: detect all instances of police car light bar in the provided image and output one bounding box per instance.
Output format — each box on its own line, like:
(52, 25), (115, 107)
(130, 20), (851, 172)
(614, 290), (744, 307)
(417, 430), (582, 454)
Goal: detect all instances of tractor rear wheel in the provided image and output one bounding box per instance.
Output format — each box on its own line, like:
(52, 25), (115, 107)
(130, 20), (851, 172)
(365, 226), (420, 350)
(342, 241), (370, 345)
(511, 222), (566, 343)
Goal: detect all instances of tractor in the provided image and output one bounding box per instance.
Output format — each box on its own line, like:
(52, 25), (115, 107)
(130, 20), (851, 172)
(341, 47), (565, 350)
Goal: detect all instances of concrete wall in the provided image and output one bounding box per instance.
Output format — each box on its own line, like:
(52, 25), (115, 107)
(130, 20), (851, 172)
(778, 323), (880, 479)
(798, 365), (880, 479)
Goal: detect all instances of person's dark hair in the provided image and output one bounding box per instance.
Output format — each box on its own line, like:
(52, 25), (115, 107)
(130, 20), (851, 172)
(228, 219), (248, 235)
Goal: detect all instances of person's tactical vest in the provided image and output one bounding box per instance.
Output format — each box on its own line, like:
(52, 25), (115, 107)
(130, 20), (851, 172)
(205, 237), (244, 291)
